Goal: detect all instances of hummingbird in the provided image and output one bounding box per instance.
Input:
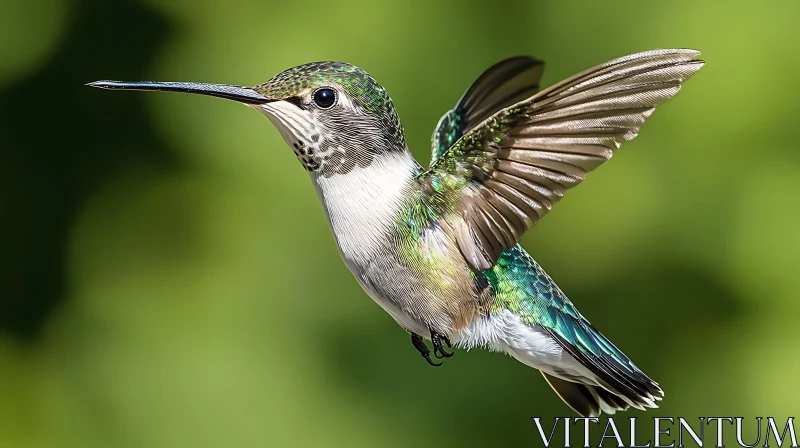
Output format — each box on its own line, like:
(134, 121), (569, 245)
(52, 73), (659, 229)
(89, 49), (704, 417)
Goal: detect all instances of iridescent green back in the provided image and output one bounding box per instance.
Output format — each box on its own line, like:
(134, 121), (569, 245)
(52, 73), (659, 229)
(485, 245), (661, 400)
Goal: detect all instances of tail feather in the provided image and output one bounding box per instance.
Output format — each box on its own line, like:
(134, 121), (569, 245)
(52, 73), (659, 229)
(542, 372), (641, 417)
(594, 386), (631, 412)
(546, 329), (664, 411)
(542, 372), (602, 417)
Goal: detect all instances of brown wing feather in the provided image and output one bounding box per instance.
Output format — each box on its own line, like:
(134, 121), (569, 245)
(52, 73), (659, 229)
(430, 56), (545, 165)
(424, 49), (705, 271)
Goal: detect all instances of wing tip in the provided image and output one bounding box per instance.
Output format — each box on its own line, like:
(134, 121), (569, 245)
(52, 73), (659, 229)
(607, 48), (705, 67)
(506, 55), (546, 67)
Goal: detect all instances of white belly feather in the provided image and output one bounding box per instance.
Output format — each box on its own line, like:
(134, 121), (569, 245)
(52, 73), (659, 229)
(313, 152), (416, 268)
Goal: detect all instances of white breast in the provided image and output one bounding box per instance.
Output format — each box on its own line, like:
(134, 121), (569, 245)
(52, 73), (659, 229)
(313, 152), (418, 268)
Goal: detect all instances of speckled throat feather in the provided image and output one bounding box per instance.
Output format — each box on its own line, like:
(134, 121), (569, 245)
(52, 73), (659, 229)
(253, 62), (407, 175)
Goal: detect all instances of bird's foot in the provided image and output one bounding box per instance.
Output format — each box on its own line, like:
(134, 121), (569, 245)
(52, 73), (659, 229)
(411, 332), (440, 367)
(431, 331), (453, 359)
(410, 330), (454, 366)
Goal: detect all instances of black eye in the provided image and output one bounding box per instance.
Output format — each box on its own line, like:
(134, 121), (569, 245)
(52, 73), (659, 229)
(312, 88), (337, 109)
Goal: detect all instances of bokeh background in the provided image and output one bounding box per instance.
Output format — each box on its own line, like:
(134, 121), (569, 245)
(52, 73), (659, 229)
(2, 0), (799, 446)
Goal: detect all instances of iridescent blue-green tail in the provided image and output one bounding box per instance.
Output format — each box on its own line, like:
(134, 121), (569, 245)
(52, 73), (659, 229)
(478, 245), (663, 416)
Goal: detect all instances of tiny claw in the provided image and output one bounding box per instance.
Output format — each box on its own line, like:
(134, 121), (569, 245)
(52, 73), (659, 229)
(442, 335), (452, 348)
(411, 332), (442, 367)
(424, 355), (442, 367)
(434, 347), (452, 359)
(431, 331), (453, 359)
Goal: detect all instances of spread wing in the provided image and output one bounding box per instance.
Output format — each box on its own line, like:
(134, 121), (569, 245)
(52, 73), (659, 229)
(419, 49), (704, 271)
(430, 56), (545, 165)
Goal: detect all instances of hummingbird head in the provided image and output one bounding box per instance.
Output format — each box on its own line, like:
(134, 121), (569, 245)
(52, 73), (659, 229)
(89, 62), (407, 177)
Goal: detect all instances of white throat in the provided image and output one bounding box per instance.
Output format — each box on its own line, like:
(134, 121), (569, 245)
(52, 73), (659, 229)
(313, 152), (418, 267)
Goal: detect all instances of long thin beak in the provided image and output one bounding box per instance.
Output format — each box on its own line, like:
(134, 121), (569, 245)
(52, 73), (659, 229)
(86, 80), (272, 105)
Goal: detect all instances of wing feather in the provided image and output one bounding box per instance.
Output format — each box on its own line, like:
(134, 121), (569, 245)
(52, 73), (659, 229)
(429, 56), (545, 165)
(420, 49), (704, 271)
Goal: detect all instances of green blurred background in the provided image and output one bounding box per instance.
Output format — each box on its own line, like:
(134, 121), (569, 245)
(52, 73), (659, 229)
(1, 0), (799, 446)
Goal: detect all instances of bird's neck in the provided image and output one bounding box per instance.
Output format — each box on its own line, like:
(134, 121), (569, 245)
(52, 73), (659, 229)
(312, 150), (421, 267)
